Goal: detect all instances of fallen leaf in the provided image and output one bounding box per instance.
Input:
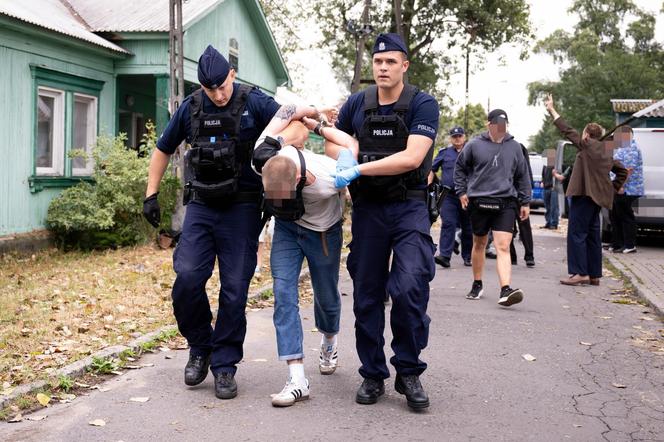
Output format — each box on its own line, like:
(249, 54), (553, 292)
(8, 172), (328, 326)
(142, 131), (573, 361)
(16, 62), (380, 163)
(36, 393), (51, 406)
(9, 414), (23, 423)
(579, 342), (593, 346)
(164, 354), (173, 359)
(310, 328), (318, 333)
(251, 358), (267, 362)
(562, 305), (570, 309)
(640, 316), (654, 321)
(159, 347), (170, 352)
(129, 397), (150, 403)
(26, 415), (47, 421)
(522, 354), (537, 362)
(574, 424), (583, 428)
(75, 382), (90, 388)
(110, 370), (123, 375)
(598, 316), (613, 320)
(611, 382), (627, 389)
(124, 365), (141, 369)
(141, 363), (154, 367)
(89, 419), (106, 426)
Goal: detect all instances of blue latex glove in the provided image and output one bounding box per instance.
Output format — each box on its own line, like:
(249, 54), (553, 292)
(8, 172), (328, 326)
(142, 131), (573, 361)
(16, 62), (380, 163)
(333, 166), (360, 189)
(336, 148), (358, 173)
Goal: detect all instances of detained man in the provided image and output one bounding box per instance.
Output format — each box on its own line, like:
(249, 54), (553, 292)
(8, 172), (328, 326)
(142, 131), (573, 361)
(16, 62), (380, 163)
(254, 121), (345, 407)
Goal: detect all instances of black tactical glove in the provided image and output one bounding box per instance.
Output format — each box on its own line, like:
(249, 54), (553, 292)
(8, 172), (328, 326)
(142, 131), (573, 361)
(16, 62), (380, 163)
(143, 192), (161, 228)
(252, 136), (282, 174)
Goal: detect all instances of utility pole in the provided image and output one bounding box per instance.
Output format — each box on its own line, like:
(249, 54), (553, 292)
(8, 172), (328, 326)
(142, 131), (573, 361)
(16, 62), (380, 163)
(350, 0), (372, 93)
(168, 0), (186, 233)
(464, 44), (470, 129)
(393, 0), (408, 84)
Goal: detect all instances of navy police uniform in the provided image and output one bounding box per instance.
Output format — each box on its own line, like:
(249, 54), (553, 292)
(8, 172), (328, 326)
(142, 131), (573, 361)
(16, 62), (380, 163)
(336, 45), (439, 381)
(431, 131), (472, 262)
(158, 46), (280, 376)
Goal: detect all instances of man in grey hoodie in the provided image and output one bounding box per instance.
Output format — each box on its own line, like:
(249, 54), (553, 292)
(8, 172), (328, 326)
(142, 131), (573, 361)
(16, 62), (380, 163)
(454, 109), (532, 307)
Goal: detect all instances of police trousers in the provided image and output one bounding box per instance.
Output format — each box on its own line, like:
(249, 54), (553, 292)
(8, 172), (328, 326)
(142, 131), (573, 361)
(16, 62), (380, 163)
(171, 201), (261, 375)
(347, 199), (435, 380)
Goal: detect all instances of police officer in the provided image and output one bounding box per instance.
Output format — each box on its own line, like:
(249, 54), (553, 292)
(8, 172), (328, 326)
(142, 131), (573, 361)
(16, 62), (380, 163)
(331, 33), (440, 410)
(143, 45), (320, 400)
(431, 126), (472, 268)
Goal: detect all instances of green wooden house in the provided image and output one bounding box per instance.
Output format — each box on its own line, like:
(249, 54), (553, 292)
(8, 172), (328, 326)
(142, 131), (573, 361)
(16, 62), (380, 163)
(0, 0), (289, 243)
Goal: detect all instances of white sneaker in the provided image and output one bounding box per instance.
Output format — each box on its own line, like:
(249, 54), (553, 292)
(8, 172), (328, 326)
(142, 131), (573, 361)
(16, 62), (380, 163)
(271, 378), (309, 407)
(319, 343), (338, 375)
(622, 247), (637, 254)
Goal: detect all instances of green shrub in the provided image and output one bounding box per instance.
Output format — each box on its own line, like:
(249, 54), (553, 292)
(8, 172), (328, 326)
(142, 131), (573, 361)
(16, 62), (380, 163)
(46, 122), (179, 249)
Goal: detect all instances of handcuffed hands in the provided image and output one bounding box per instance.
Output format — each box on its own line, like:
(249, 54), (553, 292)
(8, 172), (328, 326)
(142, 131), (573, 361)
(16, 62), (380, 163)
(336, 148), (358, 173)
(332, 166), (360, 189)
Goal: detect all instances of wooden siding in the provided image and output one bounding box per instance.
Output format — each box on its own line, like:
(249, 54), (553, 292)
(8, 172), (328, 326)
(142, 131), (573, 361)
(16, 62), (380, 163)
(0, 26), (117, 236)
(183, 0), (282, 94)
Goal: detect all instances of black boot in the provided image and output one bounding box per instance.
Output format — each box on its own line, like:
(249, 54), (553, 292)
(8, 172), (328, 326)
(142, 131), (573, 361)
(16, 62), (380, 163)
(355, 378), (385, 405)
(214, 372), (238, 399)
(395, 374), (429, 410)
(184, 354), (210, 386)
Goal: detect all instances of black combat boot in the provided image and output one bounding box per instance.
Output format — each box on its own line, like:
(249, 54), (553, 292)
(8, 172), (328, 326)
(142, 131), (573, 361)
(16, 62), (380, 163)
(355, 378), (385, 405)
(214, 372), (238, 399)
(184, 354), (210, 386)
(395, 374), (429, 410)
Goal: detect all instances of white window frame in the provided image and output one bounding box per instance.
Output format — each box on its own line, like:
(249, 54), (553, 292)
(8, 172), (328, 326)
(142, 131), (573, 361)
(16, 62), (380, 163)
(72, 93), (98, 176)
(36, 87), (65, 176)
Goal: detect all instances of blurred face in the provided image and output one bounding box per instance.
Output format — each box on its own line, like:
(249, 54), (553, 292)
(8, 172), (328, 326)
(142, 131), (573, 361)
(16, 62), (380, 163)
(450, 134), (466, 149)
(372, 51), (409, 89)
(616, 129), (632, 146)
(487, 121), (508, 141)
(202, 69), (236, 107)
(545, 148), (556, 164)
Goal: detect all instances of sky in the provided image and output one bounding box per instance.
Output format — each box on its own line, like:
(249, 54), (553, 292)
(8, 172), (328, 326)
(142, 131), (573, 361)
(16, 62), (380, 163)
(282, 0), (664, 145)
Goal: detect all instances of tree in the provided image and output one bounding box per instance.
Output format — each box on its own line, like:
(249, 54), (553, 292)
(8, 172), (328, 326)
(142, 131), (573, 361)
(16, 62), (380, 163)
(312, 0), (532, 102)
(438, 103), (487, 145)
(527, 0), (664, 152)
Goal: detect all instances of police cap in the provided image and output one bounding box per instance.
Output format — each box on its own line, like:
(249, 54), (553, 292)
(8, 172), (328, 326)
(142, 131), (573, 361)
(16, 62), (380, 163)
(372, 33), (408, 57)
(449, 126), (465, 136)
(197, 45), (230, 89)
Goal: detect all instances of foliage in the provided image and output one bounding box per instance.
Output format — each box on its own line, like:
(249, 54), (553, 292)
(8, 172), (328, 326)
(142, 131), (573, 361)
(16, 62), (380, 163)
(527, 0), (664, 152)
(88, 356), (118, 375)
(46, 122), (180, 249)
(438, 103), (487, 144)
(56, 374), (74, 393)
(311, 0), (532, 101)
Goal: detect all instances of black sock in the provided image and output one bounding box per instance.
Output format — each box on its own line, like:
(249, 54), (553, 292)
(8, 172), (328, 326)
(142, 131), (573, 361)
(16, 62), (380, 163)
(501, 285), (511, 293)
(474, 280), (482, 286)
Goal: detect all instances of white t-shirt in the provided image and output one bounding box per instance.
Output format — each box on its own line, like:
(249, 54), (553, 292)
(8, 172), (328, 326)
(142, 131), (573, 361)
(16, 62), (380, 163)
(278, 146), (343, 232)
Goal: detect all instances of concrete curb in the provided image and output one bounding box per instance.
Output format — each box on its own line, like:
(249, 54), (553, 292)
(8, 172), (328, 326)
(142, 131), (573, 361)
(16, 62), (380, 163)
(605, 254), (664, 318)
(0, 325), (177, 410)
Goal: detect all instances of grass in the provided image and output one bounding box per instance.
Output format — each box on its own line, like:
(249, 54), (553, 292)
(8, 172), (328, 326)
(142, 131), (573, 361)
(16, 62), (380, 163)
(56, 374), (74, 392)
(88, 356), (117, 375)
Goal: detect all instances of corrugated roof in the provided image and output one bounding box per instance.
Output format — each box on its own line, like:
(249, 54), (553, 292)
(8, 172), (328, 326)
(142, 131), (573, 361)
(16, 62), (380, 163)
(634, 99), (664, 119)
(65, 0), (222, 32)
(0, 0), (129, 53)
(610, 99), (657, 114)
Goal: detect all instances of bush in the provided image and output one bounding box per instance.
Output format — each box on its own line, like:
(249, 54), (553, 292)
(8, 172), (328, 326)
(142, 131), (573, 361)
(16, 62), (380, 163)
(46, 122), (180, 249)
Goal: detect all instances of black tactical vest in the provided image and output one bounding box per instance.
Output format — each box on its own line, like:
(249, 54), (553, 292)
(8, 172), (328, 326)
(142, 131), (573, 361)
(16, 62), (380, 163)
(183, 85), (253, 203)
(354, 84), (433, 202)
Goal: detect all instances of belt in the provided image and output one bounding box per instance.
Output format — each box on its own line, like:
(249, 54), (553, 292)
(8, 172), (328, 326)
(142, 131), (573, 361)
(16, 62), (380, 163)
(406, 189), (427, 201)
(192, 190), (262, 204)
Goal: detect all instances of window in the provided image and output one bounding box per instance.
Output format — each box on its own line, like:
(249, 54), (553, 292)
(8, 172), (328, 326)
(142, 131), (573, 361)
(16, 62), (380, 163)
(36, 87), (65, 176)
(229, 38), (239, 73)
(72, 93), (97, 176)
(29, 66), (104, 191)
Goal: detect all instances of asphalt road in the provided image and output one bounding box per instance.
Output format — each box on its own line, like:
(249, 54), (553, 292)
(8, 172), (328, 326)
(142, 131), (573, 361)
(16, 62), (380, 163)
(2, 216), (664, 441)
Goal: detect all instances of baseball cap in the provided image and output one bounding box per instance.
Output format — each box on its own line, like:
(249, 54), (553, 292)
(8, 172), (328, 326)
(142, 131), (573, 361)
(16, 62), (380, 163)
(487, 109), (509, 124)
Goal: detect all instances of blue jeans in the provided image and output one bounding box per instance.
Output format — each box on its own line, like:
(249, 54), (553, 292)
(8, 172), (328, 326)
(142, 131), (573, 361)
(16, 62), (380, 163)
(271, 219), (342, 361)
(543, 189), (559, 227)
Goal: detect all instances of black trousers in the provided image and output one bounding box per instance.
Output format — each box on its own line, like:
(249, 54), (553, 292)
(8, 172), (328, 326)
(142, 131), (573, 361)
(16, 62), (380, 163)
(610, 194), (639, 249)
(510, 216), (534, 262)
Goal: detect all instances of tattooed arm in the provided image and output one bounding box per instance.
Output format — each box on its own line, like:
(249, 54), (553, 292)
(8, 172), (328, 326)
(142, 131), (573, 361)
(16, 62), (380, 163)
(260, 104), (320, 140)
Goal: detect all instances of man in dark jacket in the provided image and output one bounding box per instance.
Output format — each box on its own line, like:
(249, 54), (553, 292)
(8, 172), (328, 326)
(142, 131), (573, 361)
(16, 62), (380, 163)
(545, 94), (628, 286)
(455, 109), (531, 307)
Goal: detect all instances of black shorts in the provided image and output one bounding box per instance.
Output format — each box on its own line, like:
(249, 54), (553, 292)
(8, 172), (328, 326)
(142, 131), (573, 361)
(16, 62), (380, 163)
(469, 198), (517, 236)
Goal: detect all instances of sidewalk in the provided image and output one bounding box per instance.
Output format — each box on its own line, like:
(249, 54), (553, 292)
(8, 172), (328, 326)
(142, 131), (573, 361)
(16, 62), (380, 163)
(605, 246), (664, 316)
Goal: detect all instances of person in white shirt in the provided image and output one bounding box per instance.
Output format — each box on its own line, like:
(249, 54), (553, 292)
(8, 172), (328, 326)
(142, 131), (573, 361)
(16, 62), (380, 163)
(256, 120), (347, 407)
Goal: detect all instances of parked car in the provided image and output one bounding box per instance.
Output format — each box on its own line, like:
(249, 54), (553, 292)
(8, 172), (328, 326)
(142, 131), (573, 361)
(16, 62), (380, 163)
(555, 128), (664, 238)
(528, 152), (546, 208)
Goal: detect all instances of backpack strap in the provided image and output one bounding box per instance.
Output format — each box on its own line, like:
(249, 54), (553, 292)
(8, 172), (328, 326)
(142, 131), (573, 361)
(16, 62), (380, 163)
(231, 84), (254, 116)
(362, 85), (379, 114)
(295, 149), (307, 194)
